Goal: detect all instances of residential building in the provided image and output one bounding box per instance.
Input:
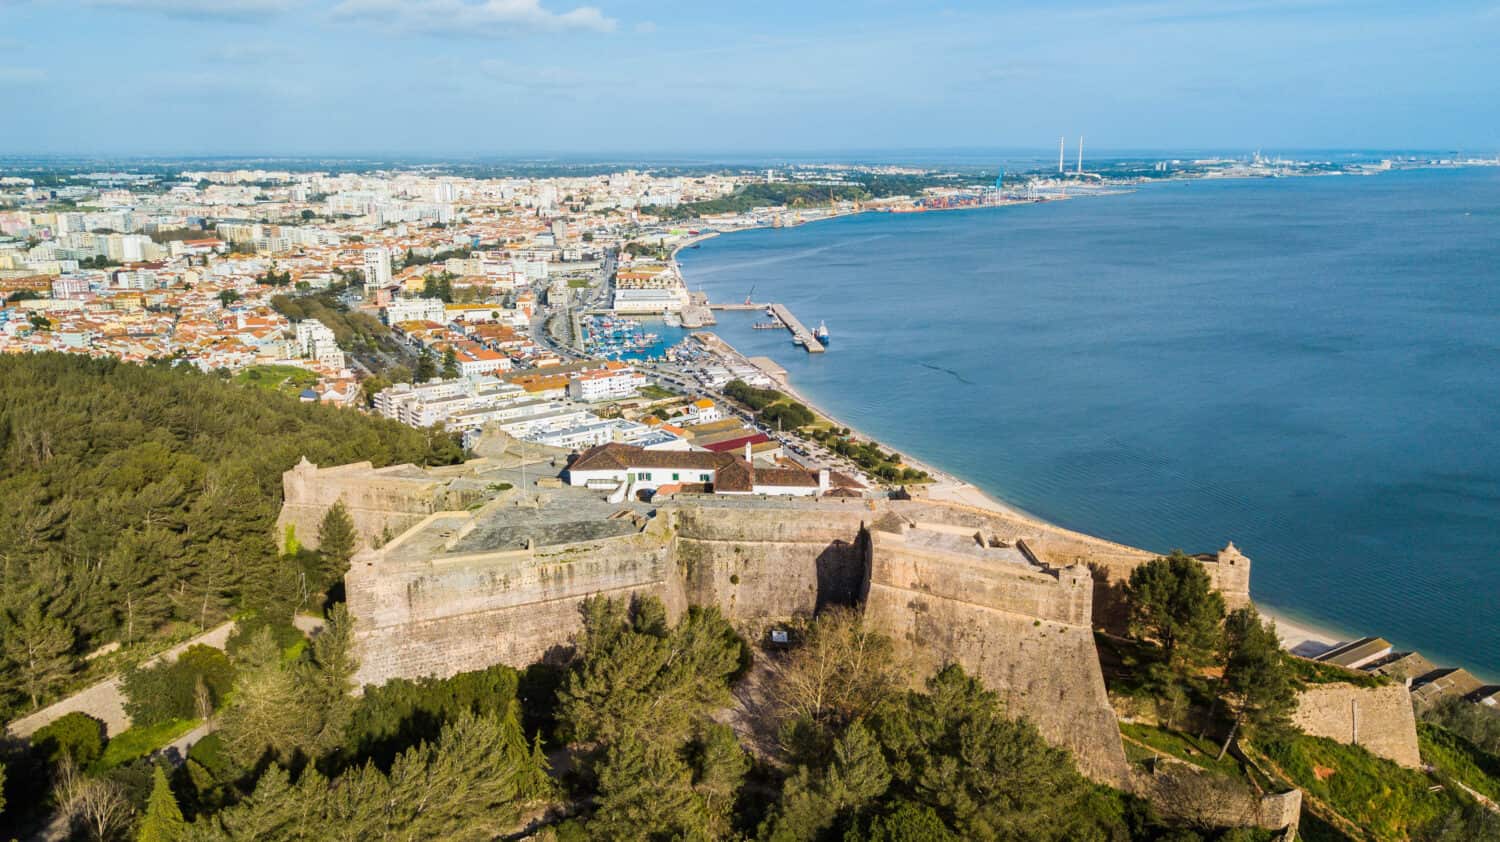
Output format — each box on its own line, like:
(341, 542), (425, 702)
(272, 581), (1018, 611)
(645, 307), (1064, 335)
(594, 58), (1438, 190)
(363, 246), (393, 290)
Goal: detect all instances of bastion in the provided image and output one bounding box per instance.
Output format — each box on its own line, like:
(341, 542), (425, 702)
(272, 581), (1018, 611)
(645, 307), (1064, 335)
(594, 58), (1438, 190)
(282, 456), (1259, 787)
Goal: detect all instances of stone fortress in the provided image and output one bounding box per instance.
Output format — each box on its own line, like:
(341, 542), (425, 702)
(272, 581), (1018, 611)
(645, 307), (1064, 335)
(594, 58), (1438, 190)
(276, 439), (1415, 826)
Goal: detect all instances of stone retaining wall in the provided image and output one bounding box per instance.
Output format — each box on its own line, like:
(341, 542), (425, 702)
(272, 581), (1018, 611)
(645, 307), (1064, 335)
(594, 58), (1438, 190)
(1291, 682), (1422, 768)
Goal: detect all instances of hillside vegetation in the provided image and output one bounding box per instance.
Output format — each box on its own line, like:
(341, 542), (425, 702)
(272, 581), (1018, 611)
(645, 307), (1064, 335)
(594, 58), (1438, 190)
(0, 353), (461, 719)
(5, 598), (1285, 841)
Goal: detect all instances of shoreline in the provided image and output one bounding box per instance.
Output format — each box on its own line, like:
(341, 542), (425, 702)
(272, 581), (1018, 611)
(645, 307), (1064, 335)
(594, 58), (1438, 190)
(763, 345), (1359, 654)
(671, 207), (1376, 662)
(768, 343), (1363, 657)
(761, 365), (1041, 522)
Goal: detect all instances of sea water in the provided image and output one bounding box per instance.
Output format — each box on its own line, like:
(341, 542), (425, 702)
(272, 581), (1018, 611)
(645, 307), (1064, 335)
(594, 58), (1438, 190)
(678, 167), (1500, 678)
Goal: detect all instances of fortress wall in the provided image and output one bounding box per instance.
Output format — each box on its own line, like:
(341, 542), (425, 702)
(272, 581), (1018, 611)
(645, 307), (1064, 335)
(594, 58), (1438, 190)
(1291, 682), (1422, 768)
(876, 499), (1250, 629)
(863, 531), (1128, 785)
(276, 459), (446, 552)
(347, 533), (674, 687)
(868, 531), (1092, 626)
(671, 504), (871, 544)
(670, 505), (871, 619)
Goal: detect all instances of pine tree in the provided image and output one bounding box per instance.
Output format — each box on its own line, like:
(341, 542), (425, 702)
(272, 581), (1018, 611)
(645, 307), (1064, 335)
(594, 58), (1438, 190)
(557, 597), (745, 747)
(1123, 551), (1225, 673)
(3, 603), (77, 709)
(217, 628), (316, 767)
(302, 604), (359, 756)
(316, 501), (357, 587)
(588, 737), (709, 841)
(693, 722), (749, 837)
(1217, 606), (1297, 758)
(414, 351), (437, 382)
(137, 765), (187, 842)
(761, 720), (891, 842)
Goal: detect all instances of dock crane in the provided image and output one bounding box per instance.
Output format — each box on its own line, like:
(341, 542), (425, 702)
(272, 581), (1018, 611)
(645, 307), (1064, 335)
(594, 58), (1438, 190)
(744, 284), (756, 306)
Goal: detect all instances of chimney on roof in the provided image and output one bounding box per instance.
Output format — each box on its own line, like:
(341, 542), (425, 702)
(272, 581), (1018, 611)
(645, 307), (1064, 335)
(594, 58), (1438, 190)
(744, 442), (752, 463)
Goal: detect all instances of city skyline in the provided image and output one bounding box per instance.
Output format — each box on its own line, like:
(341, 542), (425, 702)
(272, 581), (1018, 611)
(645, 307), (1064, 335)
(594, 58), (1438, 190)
(3, 0), (1499, 156)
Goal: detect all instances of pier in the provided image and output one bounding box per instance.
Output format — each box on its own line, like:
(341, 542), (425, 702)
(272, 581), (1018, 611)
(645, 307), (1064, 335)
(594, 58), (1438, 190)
(769, 303), (825, 353)
(699, 299), (825, 352)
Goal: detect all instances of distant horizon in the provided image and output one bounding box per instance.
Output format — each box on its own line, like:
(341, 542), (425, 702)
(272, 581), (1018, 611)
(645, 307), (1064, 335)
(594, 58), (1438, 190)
(2, 146), (1493, 169)
(4, 2), (1498, 155)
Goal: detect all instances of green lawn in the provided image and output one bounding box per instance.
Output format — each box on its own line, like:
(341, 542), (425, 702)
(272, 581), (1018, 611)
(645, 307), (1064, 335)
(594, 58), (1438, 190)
(234, 364), (319, 395)
(92, 717), (201, 771)
(567, 278), (592, 288)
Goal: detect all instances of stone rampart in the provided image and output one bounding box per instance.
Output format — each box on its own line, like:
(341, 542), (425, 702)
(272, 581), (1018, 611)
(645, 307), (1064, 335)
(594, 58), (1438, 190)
(295, 458), (1259, 788)
(275, 458), (476, 553)
(1291, 681), (1421, 768)
(863, 526), (1128, 784)
(1130, 767), (1302, 833)
(670, 505), (870, 619)
(863, 498), (1250, 631)
(347, 515), (678, 687)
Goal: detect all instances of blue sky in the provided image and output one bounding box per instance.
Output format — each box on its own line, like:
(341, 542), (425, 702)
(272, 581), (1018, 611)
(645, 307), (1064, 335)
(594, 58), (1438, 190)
(1, 0), (1497, 156)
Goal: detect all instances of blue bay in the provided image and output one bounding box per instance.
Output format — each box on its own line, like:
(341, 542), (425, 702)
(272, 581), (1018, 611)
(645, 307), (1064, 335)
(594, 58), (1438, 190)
(677, 167), (1500, 679)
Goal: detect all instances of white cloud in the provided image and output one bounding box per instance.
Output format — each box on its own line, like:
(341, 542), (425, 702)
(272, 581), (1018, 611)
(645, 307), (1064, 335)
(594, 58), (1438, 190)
(331, 0), (616, 35)
(89, 0), (295, 19)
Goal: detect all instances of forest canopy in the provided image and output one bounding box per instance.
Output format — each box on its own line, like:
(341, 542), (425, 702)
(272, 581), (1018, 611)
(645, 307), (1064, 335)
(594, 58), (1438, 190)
(0, 353), (461, 718)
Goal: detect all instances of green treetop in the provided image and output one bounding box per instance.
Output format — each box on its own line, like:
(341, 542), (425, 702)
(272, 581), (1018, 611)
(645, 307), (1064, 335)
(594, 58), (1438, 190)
(1123, 551), (1225, 674)
(3, 603), (77, 709)
(316, 500), (358, 587)
(1217, 605), (1297, 757)
(137, 765), (187, 842)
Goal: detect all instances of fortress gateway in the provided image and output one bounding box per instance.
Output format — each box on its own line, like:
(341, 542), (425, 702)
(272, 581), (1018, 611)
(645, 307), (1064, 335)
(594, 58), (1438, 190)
(277, 451), (1254, 786)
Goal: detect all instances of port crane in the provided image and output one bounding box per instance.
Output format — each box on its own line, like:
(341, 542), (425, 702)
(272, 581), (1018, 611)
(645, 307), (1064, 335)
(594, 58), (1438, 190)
(744, 284), (756, 306)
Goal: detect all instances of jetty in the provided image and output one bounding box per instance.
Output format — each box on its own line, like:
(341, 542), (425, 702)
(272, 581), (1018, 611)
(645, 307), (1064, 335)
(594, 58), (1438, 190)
(769, 303), (825, 353)
(702, 299), (825, 353)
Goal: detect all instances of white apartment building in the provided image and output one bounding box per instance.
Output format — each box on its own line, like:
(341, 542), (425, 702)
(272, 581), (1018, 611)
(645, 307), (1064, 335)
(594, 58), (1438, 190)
(567, 363), (648, 403)
(294, 318), (345, 368)
(454, 345), (510, 377)
(384, 297), (447, 325)
(363, 246), (393, 290)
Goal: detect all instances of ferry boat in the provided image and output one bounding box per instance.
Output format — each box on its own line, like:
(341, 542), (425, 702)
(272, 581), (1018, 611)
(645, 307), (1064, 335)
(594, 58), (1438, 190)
(813, 321), (830, 345)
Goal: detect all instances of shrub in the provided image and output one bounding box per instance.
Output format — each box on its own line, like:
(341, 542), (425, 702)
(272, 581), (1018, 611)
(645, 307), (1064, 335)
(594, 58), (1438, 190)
(31, 712), (106, 767)
(346, 663), (523, 769)
(225, 614), (303, 658)
(122, 645), (236, 727)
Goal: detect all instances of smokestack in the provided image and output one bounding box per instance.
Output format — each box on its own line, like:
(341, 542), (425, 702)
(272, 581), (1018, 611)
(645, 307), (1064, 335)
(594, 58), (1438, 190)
(1077, 136), (1084, 175)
